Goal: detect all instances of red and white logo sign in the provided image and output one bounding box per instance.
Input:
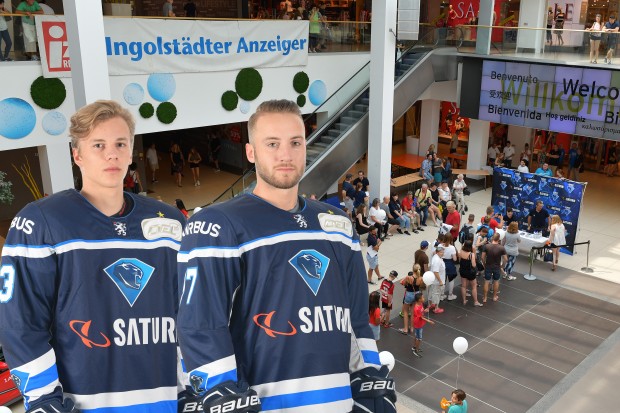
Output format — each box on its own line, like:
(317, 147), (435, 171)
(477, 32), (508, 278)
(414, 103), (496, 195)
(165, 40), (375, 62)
(41, 21), (70, 73)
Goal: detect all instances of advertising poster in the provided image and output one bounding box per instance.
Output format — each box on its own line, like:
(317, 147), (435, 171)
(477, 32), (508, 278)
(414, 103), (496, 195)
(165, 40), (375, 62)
(491, 167), (585, 254)
(36, 16), (309, 77)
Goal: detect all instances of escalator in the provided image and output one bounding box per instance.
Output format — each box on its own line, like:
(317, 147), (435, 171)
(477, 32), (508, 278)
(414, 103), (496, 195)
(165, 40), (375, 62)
(209, 42), (459, 205)
(299, 46), (458, 197)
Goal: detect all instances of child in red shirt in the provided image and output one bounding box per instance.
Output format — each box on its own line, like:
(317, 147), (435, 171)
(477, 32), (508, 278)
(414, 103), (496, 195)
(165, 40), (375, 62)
(380, 270), (398, 327)
(369, 291), (381, 341)
(412, 292), (434, 357)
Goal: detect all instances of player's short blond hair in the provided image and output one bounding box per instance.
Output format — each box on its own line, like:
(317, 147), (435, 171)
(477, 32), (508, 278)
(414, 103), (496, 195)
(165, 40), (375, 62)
(247, 99), (302, 143)
(69, 100), (135, 149)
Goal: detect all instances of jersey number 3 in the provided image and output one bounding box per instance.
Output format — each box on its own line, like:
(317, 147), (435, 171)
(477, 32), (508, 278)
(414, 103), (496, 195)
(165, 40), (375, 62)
(0, 265), (15, 303)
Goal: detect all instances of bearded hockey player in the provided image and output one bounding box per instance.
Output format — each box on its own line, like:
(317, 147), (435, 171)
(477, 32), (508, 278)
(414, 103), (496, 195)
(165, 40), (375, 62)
(0, 101), (185, 412)
(177, 99), (396, 413)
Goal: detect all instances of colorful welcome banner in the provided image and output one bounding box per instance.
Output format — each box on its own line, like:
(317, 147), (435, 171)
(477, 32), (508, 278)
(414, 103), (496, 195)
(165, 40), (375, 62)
(479, 60), (620, 142)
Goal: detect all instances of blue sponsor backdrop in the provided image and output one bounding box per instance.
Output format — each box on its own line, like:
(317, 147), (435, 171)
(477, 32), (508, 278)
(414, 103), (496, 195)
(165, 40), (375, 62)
(491, 167), (585, 254)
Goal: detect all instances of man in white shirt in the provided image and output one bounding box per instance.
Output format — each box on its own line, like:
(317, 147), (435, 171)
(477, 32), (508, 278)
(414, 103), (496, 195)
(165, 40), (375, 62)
(145, 143), (160, 183)
(488, 143), (499, 166)
(503, 141), (516, 168)
(429, 246), (446, 314)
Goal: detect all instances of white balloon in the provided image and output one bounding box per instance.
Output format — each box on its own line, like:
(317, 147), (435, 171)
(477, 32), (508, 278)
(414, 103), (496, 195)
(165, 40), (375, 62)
(379, 351), (395, 372)
(0, 407), (12, 413)
(453, 336), (469, 355)
(422, 271), (435, 286)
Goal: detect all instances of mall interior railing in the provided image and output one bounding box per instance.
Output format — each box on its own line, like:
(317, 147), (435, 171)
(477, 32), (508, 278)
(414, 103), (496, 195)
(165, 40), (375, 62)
(454, 24), (610, 64)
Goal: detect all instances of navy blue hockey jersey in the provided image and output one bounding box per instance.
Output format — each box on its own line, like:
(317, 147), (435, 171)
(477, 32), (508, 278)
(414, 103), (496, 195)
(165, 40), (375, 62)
(0, 190), (185, 413)
(177, 194), (380, 413)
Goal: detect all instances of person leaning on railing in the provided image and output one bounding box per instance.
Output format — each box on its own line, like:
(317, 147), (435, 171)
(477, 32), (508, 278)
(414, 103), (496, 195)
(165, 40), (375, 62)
(586, 13), (603, 63)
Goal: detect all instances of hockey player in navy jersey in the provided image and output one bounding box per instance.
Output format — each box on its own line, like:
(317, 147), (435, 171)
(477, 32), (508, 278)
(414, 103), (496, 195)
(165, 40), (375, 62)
(177, 100), (396, 413)
(0, 100), (185, 413)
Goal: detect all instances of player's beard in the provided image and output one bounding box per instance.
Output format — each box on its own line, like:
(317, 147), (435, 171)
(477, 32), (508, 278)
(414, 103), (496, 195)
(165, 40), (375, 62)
(255, 161), (304, 190)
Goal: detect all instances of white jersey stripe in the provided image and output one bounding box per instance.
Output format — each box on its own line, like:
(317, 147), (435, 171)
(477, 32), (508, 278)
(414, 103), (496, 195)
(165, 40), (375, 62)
(24, 380), (60, 406)
(55, 239), (181, 254)
(13, 349), (56, 376)
(66, 386), (178, 409)
(179, 231), (360, 263)
(3, 239), (180, 259)
(263, 398), (353, 413)
(192, 354), (237, 378)
(1, 244), (54, 259)
(251, 373), (350, 398)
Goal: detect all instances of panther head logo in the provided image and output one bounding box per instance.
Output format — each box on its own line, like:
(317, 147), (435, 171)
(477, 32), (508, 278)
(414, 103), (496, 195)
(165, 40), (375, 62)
(189, 374), (204, 393)
(297, 254), (322, 279)
(113, 263), (144, 290)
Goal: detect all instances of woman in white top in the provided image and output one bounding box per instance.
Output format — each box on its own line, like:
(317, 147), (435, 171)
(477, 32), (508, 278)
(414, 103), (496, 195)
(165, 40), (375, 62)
(549, 215), (567, 271)
(587, 14), (603, 63)
(369, 198), (389, 240)
(452, 174), (467, 213)
(502, 221), (520, 280)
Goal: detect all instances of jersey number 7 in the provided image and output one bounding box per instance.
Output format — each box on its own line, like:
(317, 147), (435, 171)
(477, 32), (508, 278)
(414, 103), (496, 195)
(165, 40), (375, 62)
(182, 267), (198, 305)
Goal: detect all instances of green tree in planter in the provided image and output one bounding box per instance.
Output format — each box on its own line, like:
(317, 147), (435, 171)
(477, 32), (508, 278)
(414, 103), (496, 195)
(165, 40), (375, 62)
(0, 171), (15, 205)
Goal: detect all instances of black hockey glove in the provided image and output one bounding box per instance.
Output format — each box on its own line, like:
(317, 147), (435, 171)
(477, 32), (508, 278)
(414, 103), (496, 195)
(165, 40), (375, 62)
(27, 398), (81, 413)
(350, 366), (396, 413)
(179, 381), (262, 413)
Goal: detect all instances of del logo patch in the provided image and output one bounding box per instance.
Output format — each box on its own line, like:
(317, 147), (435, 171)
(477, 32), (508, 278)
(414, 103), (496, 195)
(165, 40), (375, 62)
(288, 249), (330, 296)
(104, 259), (155, 306)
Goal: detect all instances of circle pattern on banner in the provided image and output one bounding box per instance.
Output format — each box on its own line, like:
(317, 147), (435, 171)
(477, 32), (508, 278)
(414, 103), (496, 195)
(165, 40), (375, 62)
(147, 73), (176, 102)
(308, 80), (327, 106)
(0, 98), (36, 139)
(42, 111), (67, 136)
(123, 83), (145, 106)
(239, 100), (250, 114)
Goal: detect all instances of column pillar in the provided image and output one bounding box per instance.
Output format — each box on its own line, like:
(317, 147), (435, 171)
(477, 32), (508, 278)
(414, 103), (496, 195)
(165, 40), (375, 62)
(475, 0), (495, 55)
(467, 119), (490, 178)
(64, 0), (111, 108)
(367, 0), (397, 202)
(419, 100), (440, 156)
(38, 142), (74, 194)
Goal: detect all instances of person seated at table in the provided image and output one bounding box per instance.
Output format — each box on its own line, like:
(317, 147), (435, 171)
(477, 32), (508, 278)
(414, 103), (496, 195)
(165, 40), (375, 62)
(421, 154), (434, 183)
(549, 214), (566, 271)
(428, 182), (443, 226)
(494, 153), (505, 168)
(535, 162), (553, 177)
(503, 207), (518, 228)
(369, 197), (391, 240)
(401, 190), (422, 233)
(517, 159), (529, 173)
(527, 200), (550, 236)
